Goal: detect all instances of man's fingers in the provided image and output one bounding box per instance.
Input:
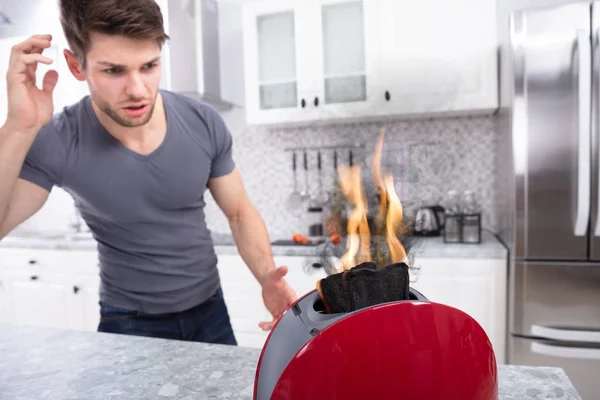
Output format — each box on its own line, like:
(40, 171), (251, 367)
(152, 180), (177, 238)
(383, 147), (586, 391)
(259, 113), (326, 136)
(259, 320), (275, 331)
(42, 70), (59, 94)
(12, 37), (52, 55)
(9, 54), (53, 75)
(273, 265), (288, 279)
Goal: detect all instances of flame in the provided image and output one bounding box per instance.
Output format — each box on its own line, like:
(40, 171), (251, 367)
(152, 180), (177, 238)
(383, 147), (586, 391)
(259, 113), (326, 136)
(338, 164), (371, 270)
(337, 128), (407, 271)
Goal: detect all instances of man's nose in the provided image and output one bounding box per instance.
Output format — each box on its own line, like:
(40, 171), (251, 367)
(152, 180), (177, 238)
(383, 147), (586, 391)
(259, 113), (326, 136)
(125, 73), (146, 99)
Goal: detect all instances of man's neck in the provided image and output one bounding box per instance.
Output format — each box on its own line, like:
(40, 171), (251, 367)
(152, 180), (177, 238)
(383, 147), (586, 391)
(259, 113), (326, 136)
(91, 93), (167, 148)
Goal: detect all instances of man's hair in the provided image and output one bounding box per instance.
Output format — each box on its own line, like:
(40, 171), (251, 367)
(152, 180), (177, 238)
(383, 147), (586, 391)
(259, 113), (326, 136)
(59, 0), (169, 67)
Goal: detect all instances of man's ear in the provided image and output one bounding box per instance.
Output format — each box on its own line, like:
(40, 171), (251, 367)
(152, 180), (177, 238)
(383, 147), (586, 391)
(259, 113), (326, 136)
(63, 49), (85, 81)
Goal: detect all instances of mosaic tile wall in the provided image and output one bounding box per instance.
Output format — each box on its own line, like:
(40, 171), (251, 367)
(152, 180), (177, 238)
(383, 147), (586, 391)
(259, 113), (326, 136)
(204, 108), (498, 240)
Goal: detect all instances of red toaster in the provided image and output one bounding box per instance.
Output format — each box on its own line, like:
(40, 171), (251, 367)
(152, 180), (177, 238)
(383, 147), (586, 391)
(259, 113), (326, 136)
(253, 287), (498, 400)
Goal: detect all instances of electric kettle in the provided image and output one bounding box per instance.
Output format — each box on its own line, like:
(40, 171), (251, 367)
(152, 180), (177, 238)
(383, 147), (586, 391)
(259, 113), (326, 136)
(414, 205), (445, 236)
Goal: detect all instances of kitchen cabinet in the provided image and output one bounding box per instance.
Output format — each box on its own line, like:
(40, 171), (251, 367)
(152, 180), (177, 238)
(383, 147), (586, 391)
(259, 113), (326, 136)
(0, 247), (326, 350)
(375, 0), (498, 116)
(242, 0), (498, 126)
(242, 0), (379, 126)
(0, 248), (101, 332)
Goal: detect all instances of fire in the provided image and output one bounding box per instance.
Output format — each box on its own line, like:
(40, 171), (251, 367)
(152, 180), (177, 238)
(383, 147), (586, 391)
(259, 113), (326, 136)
(337, 128), (407, 270)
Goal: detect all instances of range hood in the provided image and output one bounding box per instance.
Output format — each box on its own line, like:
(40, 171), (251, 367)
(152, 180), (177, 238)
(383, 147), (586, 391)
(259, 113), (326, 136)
(163, 0), (233, 111)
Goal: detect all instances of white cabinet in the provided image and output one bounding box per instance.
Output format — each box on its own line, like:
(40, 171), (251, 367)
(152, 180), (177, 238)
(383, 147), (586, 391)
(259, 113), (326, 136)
(375, 0), (498, 116)
(0, 248), (100, 332)
(242, 0), (310, 125)
(216, 254), (270, 348)
(242, 0), (498, 126)
(243, 0), (379, 125)
(410, 256), (507, 364)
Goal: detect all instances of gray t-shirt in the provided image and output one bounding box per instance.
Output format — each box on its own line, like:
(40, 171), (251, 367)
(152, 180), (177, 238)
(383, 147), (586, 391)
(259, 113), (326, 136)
(19, 90), (236, 314)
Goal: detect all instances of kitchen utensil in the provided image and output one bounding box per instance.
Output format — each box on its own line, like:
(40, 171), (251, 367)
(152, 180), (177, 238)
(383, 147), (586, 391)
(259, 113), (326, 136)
(286, 152), (303, 212)
(312, 151), (330, 206)
(300, 150), (310, 201)
(253, 287), (498, 400)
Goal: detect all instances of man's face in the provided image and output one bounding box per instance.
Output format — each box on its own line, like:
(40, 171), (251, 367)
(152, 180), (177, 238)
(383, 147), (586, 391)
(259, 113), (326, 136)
(81, 32), (163, 128)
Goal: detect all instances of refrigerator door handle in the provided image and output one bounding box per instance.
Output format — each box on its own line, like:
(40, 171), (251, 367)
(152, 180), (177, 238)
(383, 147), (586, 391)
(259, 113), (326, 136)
(595, 28), (600, 237)
(532, 324), (600, 343)
(531, 341), (600, 360)
(574, 29), (592, 237)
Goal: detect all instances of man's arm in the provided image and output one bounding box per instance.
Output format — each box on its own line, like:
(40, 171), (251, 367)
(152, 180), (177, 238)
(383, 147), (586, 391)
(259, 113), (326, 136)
(208, 168), (275, 285)
(0, 125), (50, 240)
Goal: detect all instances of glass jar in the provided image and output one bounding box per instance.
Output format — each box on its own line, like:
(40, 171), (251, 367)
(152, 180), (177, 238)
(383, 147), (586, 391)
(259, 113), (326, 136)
(461, 190), (481, 244)
(442, 190), (461, 243)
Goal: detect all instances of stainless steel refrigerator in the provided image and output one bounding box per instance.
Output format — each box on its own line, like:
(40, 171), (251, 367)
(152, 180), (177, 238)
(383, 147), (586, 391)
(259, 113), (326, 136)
(507, 2), (600, 399)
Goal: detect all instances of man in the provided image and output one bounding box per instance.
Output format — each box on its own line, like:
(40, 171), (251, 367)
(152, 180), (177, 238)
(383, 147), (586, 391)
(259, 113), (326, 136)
(0, 0), (297, 344)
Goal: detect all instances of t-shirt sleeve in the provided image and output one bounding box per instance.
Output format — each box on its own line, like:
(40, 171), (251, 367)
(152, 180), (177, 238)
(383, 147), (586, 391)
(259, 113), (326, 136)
(208, 110), (235, 179)
(18, 122), (67, 192)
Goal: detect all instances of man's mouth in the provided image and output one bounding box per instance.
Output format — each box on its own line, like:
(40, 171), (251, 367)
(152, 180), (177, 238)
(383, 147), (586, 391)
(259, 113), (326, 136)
(123, 103), (149, 116)
(124, 104), (146, 110)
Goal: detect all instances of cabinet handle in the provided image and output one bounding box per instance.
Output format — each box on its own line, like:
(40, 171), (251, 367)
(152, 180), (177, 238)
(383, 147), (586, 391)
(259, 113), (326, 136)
(385, 91), (391, 101)
(73, 286), (80, 294)
(314, 97), (319, 107)
(301, 98), (306, 108)
(30, 275), (39, 281)
(28, 259), (37, 265)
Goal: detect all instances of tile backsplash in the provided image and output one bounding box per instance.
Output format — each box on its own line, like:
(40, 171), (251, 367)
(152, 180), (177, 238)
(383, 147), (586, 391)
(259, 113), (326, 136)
(204, 109), (498, 240)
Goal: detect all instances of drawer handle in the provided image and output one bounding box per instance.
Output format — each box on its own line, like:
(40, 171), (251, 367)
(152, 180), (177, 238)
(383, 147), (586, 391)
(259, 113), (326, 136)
(30, 275), (39, 281)
(28, 260), (37, 265)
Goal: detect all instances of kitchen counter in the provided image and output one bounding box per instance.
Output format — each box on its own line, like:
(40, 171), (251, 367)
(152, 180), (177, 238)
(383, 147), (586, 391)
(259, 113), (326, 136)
(0, 324), (581, 400)
(0, 230), (507, 259)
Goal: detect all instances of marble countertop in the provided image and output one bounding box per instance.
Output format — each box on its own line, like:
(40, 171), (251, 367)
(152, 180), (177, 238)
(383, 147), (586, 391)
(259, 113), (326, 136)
(0, 230), (507, 259)
(0, 323), (581, 400)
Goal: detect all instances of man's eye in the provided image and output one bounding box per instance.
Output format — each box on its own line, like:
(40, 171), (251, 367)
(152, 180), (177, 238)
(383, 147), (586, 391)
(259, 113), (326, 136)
(105, 68), (121, 74)
(143, 63), (157, 70)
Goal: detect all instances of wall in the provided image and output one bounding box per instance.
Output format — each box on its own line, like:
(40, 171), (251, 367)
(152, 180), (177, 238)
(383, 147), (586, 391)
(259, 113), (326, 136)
(204, 108), (498, 240)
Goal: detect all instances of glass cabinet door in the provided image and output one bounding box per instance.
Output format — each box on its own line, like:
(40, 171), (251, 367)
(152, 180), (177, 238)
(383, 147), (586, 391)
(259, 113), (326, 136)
(256, 11), (298, 110)
(320, 0), (367, 104)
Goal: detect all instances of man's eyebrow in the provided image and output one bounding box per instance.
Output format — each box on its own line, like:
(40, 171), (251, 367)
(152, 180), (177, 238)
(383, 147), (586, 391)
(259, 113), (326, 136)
(97, 57), (161, 68)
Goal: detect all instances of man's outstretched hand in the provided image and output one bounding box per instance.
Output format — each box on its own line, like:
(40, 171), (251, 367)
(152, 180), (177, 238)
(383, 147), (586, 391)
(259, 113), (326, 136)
(259, 265), (298, 331)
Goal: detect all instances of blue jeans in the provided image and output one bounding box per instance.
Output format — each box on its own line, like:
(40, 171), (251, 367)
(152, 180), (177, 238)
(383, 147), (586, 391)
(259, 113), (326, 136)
(97, 287), (237, 345)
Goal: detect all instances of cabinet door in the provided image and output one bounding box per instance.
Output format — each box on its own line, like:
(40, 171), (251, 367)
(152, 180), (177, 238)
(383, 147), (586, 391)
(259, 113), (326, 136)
(307, 0), (380, 119)
(243, 0), (313, 125)
(4, 271), (75, 330)
(216, 254), (270, 348)
(70, 275), (101, 332)
(376, 0), (497, 116)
